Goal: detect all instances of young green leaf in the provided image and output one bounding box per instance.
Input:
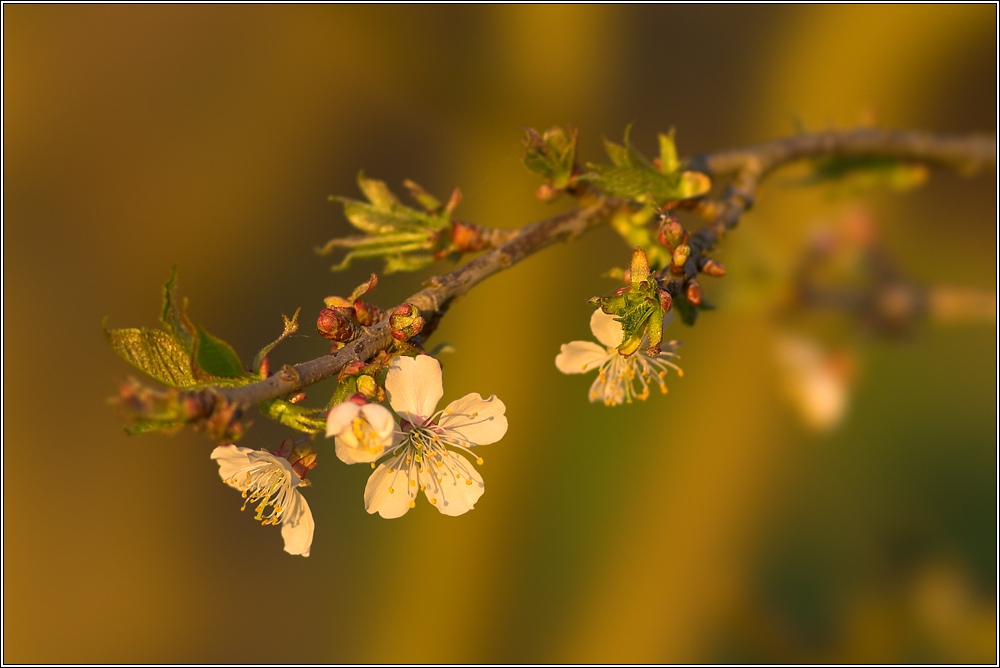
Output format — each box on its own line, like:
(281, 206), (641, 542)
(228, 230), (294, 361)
(160, 268), (195, 353)
(104, 326), (197, 388)
(194, 326), (246, 379)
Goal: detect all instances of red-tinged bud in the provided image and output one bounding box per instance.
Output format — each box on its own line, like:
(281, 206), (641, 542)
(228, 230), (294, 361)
(389, 303), (425, 341)
(671, 244), (691, 276)
(337, 359), (366, 382)
(317, 308), (361, 342)
(701, 259), (727, 277)
(536, 183), (559, 202)
(449, 220), (491, 254)
(659, 289), (673, 312)
(274, 438), (319, 481)
(685, 279), (702, 306)
(658, 218), (686, 250)
(288, 392), (306, 404)
(356, 374), (383, 401)
(352, 300), (384, 327)
(258, 357), (271, 378)
(347, 392), (368, 406)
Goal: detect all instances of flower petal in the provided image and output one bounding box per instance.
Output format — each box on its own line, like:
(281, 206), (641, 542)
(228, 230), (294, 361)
(419, 452), (485, 516)
(364, 452), (418, 519)
(361, 403), (397, 439)
(279, 492), (314, 557)
(439, 393), (508, 446)
(325, 401), (360, 438)
(211, 444), (253, 483)
(590, 309), (624, 349)
(555, 341), (609, 374)
(385, 355), (443, 423)
(332, 403), (398, 464)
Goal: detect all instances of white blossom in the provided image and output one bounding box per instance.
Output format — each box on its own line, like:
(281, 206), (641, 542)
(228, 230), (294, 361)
(364, 355), (507, 519)
(211, 445), (314, 556)
(326, 400), (397, 464)
(556, 309), (682, 406)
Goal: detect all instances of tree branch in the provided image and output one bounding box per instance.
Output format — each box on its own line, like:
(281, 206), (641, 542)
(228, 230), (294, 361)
(173, 128), (993, 426)
(195, 198), (626, 414)
(684, 128), (996, 275)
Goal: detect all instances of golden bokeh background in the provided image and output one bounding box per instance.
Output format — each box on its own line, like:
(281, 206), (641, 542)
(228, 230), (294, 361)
(4, 5), (995, 663)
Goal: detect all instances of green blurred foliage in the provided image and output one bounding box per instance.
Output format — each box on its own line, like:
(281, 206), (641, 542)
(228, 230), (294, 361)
(3, 5), (995, 663)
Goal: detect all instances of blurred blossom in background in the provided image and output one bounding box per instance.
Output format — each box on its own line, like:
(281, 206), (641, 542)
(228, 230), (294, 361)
(4, 5), (995, 663)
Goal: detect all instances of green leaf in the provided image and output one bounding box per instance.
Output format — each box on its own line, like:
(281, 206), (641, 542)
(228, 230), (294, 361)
(194, 326), (245, 379)
(338, 199), (432, 234)
(585, 165), (677, 200)
(322, 236), (433, 272)
(105, 326), (197, 388)
(674, 171), (712, 199)
(602, 135), (631, 168)
(384, 253), (436, 273)
(356, 172), (402, 210)
(658, 130), (680, 174)
(403, 179), (442, 212)
(160, 268), (194, 353)
(582, 127), (711, 203)
(335, 173), (448, 235)
(522, 125), (578, 189)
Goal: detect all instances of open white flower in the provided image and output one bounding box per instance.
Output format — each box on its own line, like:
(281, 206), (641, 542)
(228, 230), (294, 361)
(365, 354), (507, 519)
(326, 399), (397, 464)
(211, 445), (315, 557)
(555, 308), (682, 406)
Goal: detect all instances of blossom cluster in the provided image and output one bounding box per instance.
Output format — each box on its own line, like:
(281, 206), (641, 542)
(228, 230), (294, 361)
(208, 307), (681, 557)
(211, 354), (507, 556)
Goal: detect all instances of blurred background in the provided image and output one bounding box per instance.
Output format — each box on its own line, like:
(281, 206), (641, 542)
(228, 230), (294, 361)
(4, 5), (995, 663)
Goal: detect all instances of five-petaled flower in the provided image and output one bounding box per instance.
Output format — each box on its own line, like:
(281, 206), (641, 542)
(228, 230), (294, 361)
(364, 354), (507, 519)
(555, 308), (682, 406)
(211, 445), (315, 556)
(326, 396), (397, 464)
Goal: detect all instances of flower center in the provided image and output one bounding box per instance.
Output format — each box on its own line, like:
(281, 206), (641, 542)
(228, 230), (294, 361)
(351, 415), (386, 454)
(226, 461), (293, 526)
(593, 346), (683, 406)
(381, 413), (485, 508)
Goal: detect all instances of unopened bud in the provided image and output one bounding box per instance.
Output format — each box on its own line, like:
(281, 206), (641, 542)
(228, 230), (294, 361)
(337, 359), (366, 382)
(352, 300), (384, 327)
(629, 247), (651, 287)
(317, 308), (361, 342)
(536, 183), (559, 202)
(672, 244), (691, 269)
(356, 374), (382, 401)
(658, 218), (686, 250)
(659, 289), (673, 312)
(274, 438), (318, 481)
(700, 259), (727, 277)
(685, 279), (702, 306)
(389, 303), (425, 341)
(449, 220), (490, 253)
